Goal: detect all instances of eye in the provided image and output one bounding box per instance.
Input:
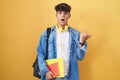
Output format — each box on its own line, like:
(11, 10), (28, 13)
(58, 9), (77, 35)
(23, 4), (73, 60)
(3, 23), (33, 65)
(60, 11), (62, 14)
(64, 12), (67, 14)
(64, 12), (68, 15)
(57, 11), (62, 14)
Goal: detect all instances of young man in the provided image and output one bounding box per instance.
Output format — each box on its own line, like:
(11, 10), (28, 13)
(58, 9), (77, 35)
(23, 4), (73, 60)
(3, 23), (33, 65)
(37, 3), (91, 80)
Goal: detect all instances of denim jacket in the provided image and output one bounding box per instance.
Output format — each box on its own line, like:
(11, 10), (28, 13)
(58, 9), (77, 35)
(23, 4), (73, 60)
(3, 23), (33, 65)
(37, 26), (87, 80)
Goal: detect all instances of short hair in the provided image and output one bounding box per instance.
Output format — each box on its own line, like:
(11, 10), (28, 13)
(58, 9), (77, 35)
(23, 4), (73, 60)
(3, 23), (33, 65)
(55, 3), (71, 12)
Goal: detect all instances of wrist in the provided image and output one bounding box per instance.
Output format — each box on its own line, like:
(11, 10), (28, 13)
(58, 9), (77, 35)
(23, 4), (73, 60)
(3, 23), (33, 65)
(79, 41), (85, 46)
(80, 39), (85, 43)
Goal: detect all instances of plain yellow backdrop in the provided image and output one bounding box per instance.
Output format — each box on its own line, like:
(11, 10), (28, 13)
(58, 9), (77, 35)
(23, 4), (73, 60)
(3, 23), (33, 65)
(0, 0), (120, 80)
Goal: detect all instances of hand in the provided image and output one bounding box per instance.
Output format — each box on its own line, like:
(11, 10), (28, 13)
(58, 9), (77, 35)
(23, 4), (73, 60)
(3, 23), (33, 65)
(80, 32), (91, 43)
(45, 71), (55, 80)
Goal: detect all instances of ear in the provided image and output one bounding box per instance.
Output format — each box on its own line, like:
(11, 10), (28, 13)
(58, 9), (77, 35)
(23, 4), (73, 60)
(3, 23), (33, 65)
(56, 12), (57, 17)
(69, 13), (71, 18)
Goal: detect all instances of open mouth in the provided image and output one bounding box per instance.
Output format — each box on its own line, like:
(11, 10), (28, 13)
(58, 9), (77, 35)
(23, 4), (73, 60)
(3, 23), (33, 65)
(61, 19), (65, 21)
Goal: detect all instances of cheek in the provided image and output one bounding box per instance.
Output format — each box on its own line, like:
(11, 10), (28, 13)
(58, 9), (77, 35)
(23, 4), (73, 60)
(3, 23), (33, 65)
(56, 15), (61, 19)
(65, 16), (70, 20)
(65, 15), (70, 19)
(56, 16), (60, 20)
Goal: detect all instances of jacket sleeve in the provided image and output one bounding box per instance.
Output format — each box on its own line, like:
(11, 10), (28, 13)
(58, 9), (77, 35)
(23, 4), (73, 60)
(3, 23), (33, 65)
(37, 30), (49, 77)
(76, 32), (87, 60)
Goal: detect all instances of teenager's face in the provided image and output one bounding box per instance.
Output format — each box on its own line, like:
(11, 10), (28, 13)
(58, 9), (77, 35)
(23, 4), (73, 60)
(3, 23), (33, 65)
(56, 11), (71, 26)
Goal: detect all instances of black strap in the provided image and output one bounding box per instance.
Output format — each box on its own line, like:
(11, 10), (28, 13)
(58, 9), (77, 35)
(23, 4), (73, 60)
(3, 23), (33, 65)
(45, 28), (51, 59)
(32, 28), (51, 67)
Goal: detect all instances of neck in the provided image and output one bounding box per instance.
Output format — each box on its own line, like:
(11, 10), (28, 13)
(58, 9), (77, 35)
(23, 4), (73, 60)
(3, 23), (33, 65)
(57, 23), (68, 29)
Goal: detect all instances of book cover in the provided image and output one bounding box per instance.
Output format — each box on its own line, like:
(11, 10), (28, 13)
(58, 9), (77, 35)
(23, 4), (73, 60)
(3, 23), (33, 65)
(46, 58), (65, 78)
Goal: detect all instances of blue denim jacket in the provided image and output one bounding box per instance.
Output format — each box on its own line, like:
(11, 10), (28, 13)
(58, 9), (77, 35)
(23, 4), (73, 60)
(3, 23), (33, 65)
(37, 26), (87, 80)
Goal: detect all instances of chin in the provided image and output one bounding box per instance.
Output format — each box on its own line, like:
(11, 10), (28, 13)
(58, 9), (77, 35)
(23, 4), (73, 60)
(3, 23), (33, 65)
(60, 23), (67, 26)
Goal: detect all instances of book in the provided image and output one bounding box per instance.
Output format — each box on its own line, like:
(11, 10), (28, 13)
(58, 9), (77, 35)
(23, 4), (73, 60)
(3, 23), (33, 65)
(47, 62), (59, 76)
(46, 58), (65, 78)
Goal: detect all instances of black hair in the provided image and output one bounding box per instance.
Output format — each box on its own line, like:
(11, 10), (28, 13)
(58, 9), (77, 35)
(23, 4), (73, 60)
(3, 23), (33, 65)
(55, 3), (71, 12)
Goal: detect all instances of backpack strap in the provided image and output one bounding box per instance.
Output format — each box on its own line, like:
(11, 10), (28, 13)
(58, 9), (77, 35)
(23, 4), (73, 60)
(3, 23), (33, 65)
(45, 28), (51, 59)
(32, 27), (51, 79)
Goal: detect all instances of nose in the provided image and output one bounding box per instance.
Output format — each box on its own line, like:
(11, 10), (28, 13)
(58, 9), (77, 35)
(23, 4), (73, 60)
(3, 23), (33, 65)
(61, 12), (65, 17)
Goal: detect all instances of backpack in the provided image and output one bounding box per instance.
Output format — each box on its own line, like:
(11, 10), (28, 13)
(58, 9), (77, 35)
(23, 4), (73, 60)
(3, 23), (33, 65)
(32, 28), (51, 78)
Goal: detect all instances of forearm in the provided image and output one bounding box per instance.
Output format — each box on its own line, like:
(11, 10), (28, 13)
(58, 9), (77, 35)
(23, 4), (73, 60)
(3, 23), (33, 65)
(76, 42), (87, 60)
(37, 51), (49, 76)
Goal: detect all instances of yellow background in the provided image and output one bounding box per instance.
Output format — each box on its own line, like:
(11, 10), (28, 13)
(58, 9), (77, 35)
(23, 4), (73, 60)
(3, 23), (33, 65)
(0, 0), (120, 80)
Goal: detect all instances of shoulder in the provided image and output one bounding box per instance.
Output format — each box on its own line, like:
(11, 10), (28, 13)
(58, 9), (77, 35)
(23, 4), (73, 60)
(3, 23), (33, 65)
(41, 25), (55, 35)
(68, 26), (80, 36)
